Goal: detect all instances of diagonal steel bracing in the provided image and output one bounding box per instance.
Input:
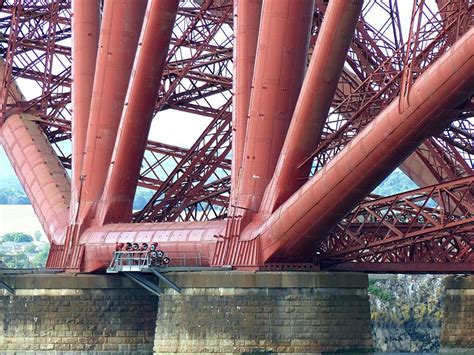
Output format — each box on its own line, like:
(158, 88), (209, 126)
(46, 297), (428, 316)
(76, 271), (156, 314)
(0, 0), (472, 273)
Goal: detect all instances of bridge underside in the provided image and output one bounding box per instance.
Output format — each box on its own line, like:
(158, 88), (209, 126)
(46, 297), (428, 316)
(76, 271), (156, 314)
(0, 0), (473, 273)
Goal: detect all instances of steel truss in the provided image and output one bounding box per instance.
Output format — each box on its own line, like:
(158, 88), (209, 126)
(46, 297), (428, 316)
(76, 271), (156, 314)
(0, 0), (473, 272)
(317, 176), (474, 271)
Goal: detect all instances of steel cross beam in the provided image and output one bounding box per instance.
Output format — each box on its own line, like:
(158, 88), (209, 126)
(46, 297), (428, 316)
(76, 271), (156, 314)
(317, 177), (474, 271)
(0, 0), (473, 273)
(306, 2), (473, 174)
(311, 1), (474, 195)
(135, 99), (232, 223)
(157, 0), (233, 118)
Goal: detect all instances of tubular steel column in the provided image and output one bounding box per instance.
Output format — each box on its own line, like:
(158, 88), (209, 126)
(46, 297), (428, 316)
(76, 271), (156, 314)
(260, 0), (363, 216)
(254, 28), (474, 262)
(77, 0), (147, 228)
(230, 0), (262, 208)
(71, 0), (100, 220)
(235, 0), (313, 214)
(79, 220), (226, 272)
(98, 0), (179, 224)
(1, 114), (70, 245)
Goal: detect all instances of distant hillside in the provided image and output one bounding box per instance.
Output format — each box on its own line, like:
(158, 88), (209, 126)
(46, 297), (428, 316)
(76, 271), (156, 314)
(0, 146), (30, 204)
(0, 146), (15, 178)
(374, 169), (418, 196)
(0, 176), (29, 204)
(1, 143), (417, 206)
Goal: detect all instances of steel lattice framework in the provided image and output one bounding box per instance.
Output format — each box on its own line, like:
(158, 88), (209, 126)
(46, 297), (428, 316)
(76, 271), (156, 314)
(0, 0), (472, 272)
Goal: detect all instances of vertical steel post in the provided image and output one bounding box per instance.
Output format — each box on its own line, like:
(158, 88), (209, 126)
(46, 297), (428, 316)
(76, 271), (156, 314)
(234, 0), (314, 215)
(230, 0), (262, 209)
(76, 0), (147, 228)
(98, 0), (179, 224)
(260, 0), (363, 215)
(71, 0), (100, 221)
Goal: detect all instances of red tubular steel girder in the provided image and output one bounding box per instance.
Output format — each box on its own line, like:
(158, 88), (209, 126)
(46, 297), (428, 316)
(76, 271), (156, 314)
(259, 0), (363, 216)
(233, 0), (313, 214)
(317, 176), (474, 264)
(253, 28), (474, 262)
(70, 0), (100, 221)
(76, 0), (147, 229)
(1, 1), (473, 273)
(1, 114), (70, 245)
(230, 0), (262, 208)
(98, 0), (179, 224)
(80, 220), (225, 272)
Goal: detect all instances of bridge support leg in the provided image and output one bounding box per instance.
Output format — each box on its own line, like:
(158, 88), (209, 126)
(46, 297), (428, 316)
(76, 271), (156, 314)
(441, 275), (474, 353)
(154, 272), (373, 353)
(0, 274), (157, 353)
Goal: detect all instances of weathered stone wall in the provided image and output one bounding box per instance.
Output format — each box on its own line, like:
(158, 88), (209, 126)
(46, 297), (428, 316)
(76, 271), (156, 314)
(369, 275), (445, 353)
(0, 274), (157, 354)
(154, 272), (373, 354)
(0, 272), (373, 354)
(441, 275), (474, 353)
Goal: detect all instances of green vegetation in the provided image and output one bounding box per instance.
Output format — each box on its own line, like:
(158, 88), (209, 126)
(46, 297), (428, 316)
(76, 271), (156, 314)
(373, 169), (418, 196)
(0, 177), (29, 204)
(0, 232), (49, 268)
(368, 280), (395, 303)
(31, 244), (50, 267)
(1, 232), (33, 243)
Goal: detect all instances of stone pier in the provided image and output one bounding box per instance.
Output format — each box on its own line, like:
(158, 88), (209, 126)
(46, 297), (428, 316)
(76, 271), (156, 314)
(154, 272), (373, 353)
(441, 275), (474, 353)
(1, 272), (373, 354)
(0, 274), (157, 354)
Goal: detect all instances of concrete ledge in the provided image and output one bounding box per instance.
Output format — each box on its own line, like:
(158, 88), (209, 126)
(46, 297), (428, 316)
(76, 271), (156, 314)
(444, 275), (474, 289)
(0, 272), (368, 292)
(0, 274), (139, 290)
(166, 271), (368, 288)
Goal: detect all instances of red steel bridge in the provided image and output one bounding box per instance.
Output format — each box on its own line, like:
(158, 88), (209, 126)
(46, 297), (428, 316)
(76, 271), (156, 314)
(0, 0), (472, 273)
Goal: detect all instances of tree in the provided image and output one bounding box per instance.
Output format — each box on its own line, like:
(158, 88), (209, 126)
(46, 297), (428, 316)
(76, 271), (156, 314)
(0, 177), (30, 204)
(25, 244), (38, 254)
(1, 232), (33, 243)
(1, 252), (30, 268)
(31, 244), (50, 268)
(33, 230), (43, 242)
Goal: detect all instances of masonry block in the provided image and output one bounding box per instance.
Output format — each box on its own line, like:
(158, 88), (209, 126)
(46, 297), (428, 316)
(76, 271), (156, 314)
(0, 274), (157, 355)
(153, 271), (373, 354)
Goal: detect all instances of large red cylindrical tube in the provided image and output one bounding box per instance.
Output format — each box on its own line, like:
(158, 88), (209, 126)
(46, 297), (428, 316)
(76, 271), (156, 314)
(1, 114), (70, 245)
(77, 0), (147, 228)
(256, 28), (474, 262)
(234, 0), (314, 214)
(80, 220), (225, 272)
(259, 0), (363, 215)
(230, 0), (262, 208)
(70, 0), (100, 221)
(98, 0), (179, 224)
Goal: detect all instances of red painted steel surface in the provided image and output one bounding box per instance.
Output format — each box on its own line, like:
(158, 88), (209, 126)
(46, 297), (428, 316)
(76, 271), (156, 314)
(76, 0), (147, 229)
(233, 0), (313, 214)
(1, 114), (70, 245)
(259, 0), (363, 216)
(80, 221), (225, 272)
(230, 0), (262, 208)
(70, 0), (100, 220)
(98, 0), (179, 224)
(255, 28), (474, 262)
(0, 1), (472, 273)
(317, 176), (474, 270)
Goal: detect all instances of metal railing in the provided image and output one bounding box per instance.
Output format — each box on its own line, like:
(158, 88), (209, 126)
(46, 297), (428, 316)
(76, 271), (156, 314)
(107, 250), (204, 273)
